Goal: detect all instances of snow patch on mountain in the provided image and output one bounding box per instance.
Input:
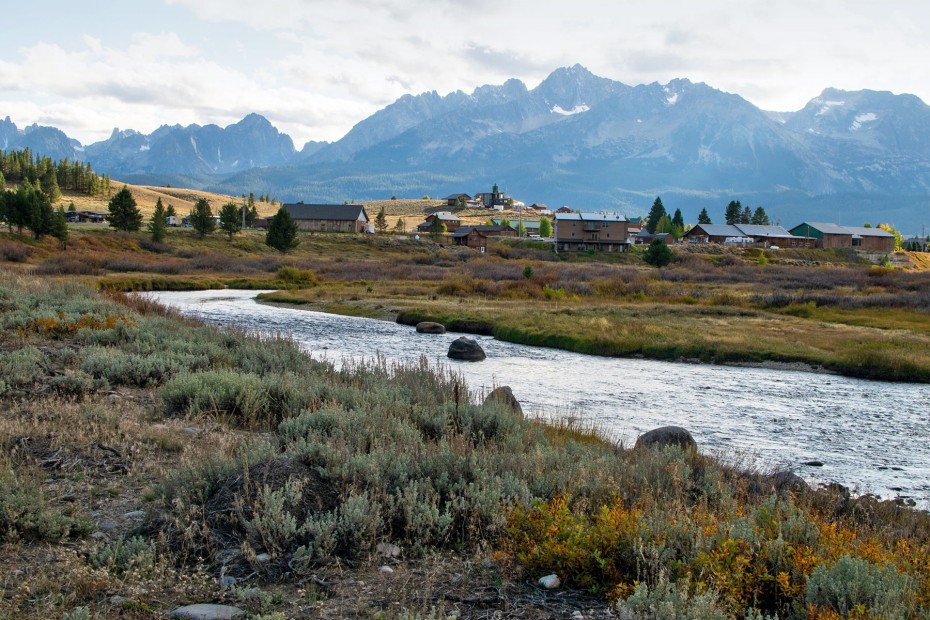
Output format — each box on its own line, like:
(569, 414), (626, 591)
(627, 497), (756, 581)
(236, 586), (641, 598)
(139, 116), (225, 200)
(666, 92), (679, 106)
(551, 104), (590, 116)
(816, 100), (845, 115)
(850, 112), (878, 130)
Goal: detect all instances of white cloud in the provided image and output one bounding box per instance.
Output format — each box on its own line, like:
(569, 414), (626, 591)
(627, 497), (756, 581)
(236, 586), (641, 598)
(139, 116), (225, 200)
(2, 0), (930, 147)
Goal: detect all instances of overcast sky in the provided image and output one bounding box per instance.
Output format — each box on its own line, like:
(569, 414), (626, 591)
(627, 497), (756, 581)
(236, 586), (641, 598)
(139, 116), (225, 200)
(3, 1), (929, 147)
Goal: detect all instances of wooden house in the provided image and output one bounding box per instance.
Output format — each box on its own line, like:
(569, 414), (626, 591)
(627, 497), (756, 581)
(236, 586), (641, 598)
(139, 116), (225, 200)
(452, 225), (516, 250)
(553, 212), (638, 253)
(417, 212), (462, 233)
(282, 204), (370, 233)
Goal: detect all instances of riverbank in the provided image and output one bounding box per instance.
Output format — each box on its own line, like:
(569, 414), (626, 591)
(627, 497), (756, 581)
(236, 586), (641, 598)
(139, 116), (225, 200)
(6, 226), (930, 383)
(258, 285), (930, 383)
(257, 295), (838, 378)
(4, 271), (930, 619)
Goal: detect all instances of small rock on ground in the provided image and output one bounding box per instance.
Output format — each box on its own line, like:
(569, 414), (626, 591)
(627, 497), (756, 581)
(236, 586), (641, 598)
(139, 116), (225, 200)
(539, 574), (561, 589)
(170, 604), (247, 620)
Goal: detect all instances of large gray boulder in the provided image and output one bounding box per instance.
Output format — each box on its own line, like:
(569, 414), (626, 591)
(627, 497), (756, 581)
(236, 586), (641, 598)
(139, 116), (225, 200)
(484, 386), (523, 419)
(416, 321), (446, 334)
(447, 336), (486, 361)
(634, 426), (697, 451)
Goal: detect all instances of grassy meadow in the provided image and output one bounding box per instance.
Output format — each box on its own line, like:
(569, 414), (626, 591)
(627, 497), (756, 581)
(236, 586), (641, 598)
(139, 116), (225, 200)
(5, 221), (930, 383)
(3, 216), (930, 617)
(3, 268), (930, 619)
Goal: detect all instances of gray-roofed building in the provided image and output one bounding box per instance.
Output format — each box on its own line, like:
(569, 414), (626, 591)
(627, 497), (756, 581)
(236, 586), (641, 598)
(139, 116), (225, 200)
(682, 224), (744, 243)
(492, 218), (541, 235)
(553, 212), (639, 253)
(789, 222), (894, 251)
(282, 204), (370, 233)
(684, 223), (815, 247)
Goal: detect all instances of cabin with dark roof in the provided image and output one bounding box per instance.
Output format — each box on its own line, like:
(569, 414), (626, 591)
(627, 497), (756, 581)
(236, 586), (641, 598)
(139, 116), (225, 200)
(416, 212), (462, 233)
(452, 225), (516, 250)
(443, 193), (472, 206)
(282, 204), (370, 233)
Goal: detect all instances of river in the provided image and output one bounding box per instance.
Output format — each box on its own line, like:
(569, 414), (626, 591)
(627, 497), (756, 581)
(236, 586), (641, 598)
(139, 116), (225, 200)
(150, 288), (930, 506)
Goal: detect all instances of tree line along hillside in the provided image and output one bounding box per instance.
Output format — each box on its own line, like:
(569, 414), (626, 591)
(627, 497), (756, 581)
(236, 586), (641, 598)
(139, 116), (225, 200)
(0, 148), (112, 202)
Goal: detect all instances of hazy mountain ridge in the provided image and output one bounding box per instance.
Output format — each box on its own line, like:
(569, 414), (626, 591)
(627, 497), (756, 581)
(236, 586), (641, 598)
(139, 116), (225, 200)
(4, 65), (930, 228)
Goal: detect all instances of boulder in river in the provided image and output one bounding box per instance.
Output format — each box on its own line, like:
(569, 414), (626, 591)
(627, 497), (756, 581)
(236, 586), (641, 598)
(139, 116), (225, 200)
(416, 321), (446, 334)
(484, 386), (523, 419)
(634, 426), (697, 451)
(447, 336), (486, 361)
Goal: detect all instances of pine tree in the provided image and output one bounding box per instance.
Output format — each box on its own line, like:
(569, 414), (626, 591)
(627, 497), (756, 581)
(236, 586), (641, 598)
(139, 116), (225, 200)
(246, 204), (258, 228)
(219, 202), (242, 241)
(375, 206), (388, 233)
(655, 214), (674, 235)
(672, 208), (684, 231)
(149, 198), (167, 243)
(393, 217), (406, 233)
(751, 207), (770, 225)
(107, 186), (143, 231)
(697, 208), (712, 224)
(51, 206), (68, 250)
(724, 200), (742, 225)
(428, 216), (446, 238)
(27, 186), (54, 240)
(265, 207), (300, 253)
(741, 206), (752, 225)
(644, 237), (673, 267)
(165, 203), (177, 220)
(41, 162), (61, 201)
(189, 198), (215, 239)
(646, 196), (667, 234)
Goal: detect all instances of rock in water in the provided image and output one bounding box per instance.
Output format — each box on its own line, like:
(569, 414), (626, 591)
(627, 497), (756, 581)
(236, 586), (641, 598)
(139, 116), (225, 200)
(634, 426), (697, 451)
(415, 321), (446, 334)
(484, 386), (523, 418)
(447, 336), (486, 361)
(170, 604), (247, 619)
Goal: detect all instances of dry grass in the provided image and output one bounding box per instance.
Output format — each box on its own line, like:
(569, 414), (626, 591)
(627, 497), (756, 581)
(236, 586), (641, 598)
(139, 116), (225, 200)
(55, 183), (281, 219)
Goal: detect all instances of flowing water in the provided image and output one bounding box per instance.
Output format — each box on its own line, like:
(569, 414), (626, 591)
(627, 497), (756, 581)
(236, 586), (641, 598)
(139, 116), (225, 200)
(150, 289), (930, 506)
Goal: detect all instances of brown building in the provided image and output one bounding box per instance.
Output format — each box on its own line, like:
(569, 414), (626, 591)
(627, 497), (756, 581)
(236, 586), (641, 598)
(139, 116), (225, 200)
(417, 212), (462, 233)
(282, 204), (370, 233)
(789, 222), (895, 252)
(443, 193), (472, 206)
(553, 212), (638, 252)
(452, 225), (516, 250)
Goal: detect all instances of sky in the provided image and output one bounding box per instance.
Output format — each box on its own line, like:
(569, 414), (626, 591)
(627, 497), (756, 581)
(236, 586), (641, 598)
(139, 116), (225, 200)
(2, 1), (929, 148)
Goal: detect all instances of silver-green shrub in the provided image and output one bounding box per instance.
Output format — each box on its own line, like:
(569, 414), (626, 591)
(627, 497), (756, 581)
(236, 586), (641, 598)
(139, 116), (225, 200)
(616, 574), (729, 620)
(805, 554), (916, 619)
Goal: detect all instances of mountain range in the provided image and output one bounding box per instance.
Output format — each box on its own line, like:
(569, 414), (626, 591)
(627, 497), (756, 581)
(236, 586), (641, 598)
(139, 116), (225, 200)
(3, 65), (930, 230)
